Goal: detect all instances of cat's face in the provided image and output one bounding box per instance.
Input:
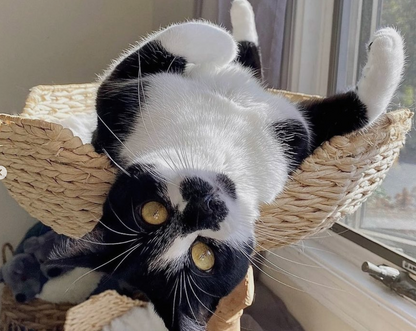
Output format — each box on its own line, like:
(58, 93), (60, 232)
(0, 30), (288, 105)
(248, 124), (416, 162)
(52, 164), (254, 330)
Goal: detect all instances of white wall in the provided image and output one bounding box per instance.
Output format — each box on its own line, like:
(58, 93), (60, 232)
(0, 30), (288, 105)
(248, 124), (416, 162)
(0, 0), (193, 262)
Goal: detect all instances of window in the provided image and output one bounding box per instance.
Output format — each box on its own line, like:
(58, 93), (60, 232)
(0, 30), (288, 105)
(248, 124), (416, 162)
(333, 0), (416, 267)
(270, 3), (416, 328)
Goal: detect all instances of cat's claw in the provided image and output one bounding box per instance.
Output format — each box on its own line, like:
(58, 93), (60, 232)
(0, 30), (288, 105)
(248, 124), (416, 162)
(357, 27), (405, 122)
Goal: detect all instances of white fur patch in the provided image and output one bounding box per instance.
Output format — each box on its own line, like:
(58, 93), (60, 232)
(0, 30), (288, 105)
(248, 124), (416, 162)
(153, 233), (198, 271)
(357, 28), (405, 122)
(37, 267), (103, 304)
(102, 304), (168, 331)
(166, 181), (188, 212)
(231, 0), (258, 44)
(46, 110), (97, 145)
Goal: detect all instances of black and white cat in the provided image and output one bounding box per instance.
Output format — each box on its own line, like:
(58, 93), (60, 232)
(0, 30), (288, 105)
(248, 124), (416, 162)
(48, 0), (404, 330)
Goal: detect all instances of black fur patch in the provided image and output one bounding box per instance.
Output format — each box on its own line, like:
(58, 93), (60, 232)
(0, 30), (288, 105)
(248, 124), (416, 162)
(235, 41), (263, 81)
(180, 177), (228, 232)
(216, 174), (237, 199)
(271, 120), (310, 171)
(299, 91), (369, 151)
(93, 40), (187, 163)
(108, 40), (187, 80)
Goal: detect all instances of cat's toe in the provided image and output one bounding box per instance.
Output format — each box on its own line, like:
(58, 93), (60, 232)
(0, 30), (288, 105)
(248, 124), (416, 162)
(368, 27), (404, 58)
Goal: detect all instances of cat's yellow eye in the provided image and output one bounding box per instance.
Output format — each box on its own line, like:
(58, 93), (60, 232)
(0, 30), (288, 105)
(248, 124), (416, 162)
(191, 242), (215, 271)
(141, 201), (168, 225)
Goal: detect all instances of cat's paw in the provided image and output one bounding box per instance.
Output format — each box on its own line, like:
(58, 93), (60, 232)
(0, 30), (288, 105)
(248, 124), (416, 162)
(357, 27), (405, 122)
(231, 0), (258, 44)
(155, 22), (237, 67)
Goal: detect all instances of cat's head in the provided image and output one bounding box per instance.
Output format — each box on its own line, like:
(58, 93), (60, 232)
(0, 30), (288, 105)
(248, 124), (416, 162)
(48, 163), (254, 330)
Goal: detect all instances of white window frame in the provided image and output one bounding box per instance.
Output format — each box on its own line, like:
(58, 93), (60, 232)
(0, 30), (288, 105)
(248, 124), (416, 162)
(270, 1), (416, 330)
(285, 0), (335, 96)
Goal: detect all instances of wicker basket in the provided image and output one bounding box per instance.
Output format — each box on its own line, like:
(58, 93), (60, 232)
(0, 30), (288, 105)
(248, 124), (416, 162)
(0, 286), (73, 331)
(0, 84), (412, 248)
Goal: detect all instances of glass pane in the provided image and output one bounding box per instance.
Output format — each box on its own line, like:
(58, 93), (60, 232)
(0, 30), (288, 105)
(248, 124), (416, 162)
(341, 0), (416, 259)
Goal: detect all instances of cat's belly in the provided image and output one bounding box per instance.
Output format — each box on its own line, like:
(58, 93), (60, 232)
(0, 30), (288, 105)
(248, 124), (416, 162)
(121, 72), (296, 203)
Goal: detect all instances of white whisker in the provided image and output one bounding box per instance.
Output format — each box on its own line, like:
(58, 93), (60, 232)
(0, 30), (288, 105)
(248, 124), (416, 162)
(171, 275), (180, 327)
(97, 114), (137, 161)
(254, 245), (321, 268)
(108, 199), (140, 234)
(65, 243), (141, 293)
(111, 242), (142, 274)
(189, 275), (220, 298)
(239, 249), (307, 293)
(77, 237), (138, 246)
(102, 148), (131, 177)
(184, 272), (200, 325)
(252, 254), (343, 291)
(98, 219), (138, 237)
(187, 276), (225, 324)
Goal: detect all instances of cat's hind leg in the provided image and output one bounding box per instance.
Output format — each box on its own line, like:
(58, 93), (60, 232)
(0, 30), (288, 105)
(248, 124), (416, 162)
(298, 27), (404, 153)
(357, 27), (405, 122)
(231, 0), (262, 80)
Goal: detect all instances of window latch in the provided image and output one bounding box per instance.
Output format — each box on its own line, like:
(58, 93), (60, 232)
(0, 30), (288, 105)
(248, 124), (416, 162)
(362, 261), (416, 302)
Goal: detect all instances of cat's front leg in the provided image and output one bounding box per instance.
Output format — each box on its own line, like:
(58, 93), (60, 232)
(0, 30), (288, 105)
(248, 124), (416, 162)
(299, 28), (405, 152)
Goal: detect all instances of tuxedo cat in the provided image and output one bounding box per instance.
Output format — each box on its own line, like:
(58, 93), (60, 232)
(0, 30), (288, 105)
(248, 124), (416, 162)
(48, 0), (404, 330)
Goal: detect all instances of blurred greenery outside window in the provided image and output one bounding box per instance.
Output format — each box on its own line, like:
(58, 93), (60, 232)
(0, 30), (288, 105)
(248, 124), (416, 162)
(339, 0), (416, 260)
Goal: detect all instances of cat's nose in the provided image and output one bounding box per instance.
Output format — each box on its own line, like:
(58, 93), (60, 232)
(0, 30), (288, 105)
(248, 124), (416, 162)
(15, 293), (27, 303)
(198, 195), (214, 215)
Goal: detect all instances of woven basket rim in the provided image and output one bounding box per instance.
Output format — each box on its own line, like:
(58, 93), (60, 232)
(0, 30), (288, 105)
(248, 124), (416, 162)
(0, 84), (412, 246)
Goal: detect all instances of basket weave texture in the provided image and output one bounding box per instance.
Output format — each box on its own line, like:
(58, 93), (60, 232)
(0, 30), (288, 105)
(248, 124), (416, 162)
(64, 290), (146, 331)
(0, 286), (73, 331)
(0, 83), (412, 249)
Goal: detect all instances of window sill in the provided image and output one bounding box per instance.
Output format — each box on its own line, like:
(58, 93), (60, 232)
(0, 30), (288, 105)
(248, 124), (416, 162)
(262, 230), (416, 331)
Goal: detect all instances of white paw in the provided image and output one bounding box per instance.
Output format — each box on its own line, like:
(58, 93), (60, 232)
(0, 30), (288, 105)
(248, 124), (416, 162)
(231, 0), (258, 44)
(357, 27), (405, 122)
(155, 22), (237, 67)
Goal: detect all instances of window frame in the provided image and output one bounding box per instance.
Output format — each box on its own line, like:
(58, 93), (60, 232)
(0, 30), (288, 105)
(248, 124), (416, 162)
(283, 0), (416, 270)
(277, 2), (416, 323)
(329, 0), (416, 269)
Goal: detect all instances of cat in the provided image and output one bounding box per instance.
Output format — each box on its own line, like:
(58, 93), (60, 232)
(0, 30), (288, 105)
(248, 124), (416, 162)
(46, 0), (405, 330)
